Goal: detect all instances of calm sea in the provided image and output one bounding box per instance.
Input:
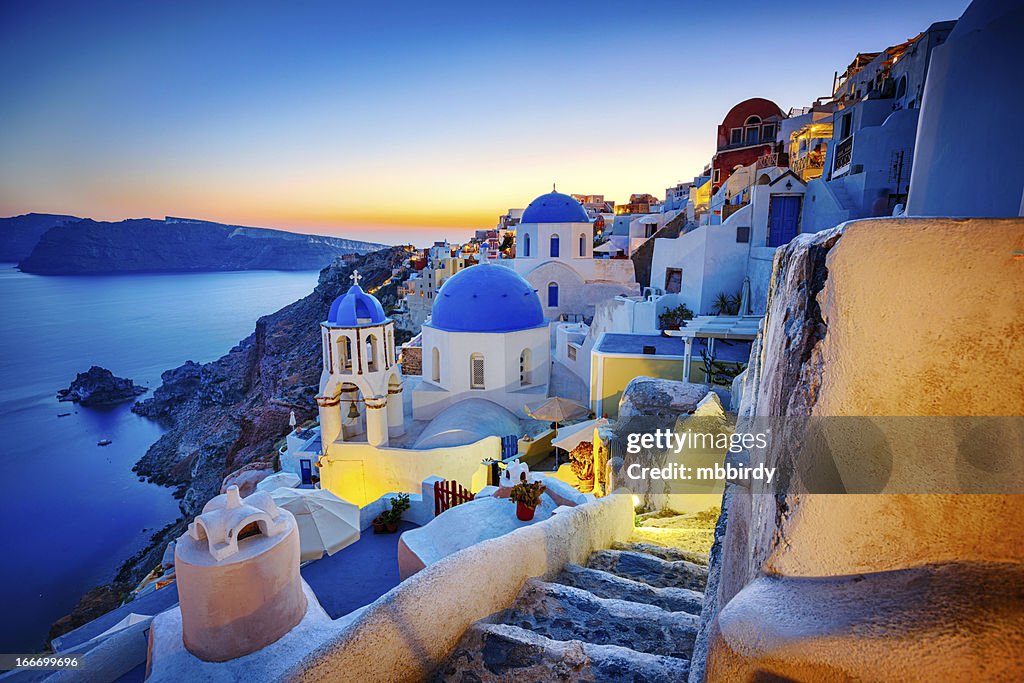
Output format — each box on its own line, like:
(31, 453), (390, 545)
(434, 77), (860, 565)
(0, 264), (320, 652)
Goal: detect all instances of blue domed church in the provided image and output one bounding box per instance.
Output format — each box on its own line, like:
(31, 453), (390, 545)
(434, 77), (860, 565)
(513, 190), (638, 321)
(413, 261), (551, 420)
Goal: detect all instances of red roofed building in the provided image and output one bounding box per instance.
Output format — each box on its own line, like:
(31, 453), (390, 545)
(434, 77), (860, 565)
(711, 98), (785, 193)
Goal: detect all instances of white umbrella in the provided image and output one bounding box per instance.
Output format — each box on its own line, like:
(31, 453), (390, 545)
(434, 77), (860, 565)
(738, 277), (752, 316)
(256, 471), (301, 493)
(552, 417), (608, 452)
(271, 488), (360, 561)
(526, 397), (590, 425)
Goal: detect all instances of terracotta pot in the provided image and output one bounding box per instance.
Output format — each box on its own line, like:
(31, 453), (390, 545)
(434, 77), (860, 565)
(386, 522), (399, 533)
(516, 501), (536, 521)
(577, 476), (595, 493)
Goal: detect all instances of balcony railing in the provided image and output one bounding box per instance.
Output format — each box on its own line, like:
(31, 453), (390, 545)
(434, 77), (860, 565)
(755, 152), (779, 169)
(832, 136), (853, 176)
(792, 150), (826, 175)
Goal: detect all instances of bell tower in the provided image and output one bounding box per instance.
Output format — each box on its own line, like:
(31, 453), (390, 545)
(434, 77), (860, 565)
(317, 270), (404, 448)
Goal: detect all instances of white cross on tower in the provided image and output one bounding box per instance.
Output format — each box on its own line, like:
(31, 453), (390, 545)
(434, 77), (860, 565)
(350, 269), (362, 287)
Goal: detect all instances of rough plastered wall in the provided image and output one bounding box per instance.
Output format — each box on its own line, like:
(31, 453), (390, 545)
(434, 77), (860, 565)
(690, 217), (1024, 682)
(286, 492), (635, 682)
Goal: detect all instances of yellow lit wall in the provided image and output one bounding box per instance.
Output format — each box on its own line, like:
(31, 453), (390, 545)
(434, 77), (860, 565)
(318, 437), (498, 507)
(589, 353), (685, 419)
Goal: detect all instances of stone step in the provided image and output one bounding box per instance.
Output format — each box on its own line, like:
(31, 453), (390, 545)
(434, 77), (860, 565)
(431, 622), (690, 683)
(613, 540), (709, 566)
(496, 580), (699, 659)
(629, 527), (716, 554)
(586, 549), (708, 591)
(554, 563), (704, 615)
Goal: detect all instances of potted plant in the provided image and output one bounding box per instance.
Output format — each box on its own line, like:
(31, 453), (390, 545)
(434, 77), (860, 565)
(569, 441), (595, 493)
(373, 493), (411, 533)
(509, 480), (545, 521)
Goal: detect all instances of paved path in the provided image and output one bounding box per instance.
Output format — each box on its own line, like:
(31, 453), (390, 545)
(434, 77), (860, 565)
(301, 520), (418, 619)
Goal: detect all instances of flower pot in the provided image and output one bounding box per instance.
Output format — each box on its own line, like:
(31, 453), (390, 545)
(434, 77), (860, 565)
(577, 476), (595, 493)
(516, 501), (536, 521)
(386, 522), (399, 533)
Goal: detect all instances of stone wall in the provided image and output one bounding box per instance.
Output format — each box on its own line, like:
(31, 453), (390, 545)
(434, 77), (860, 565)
(286, 492), (635, 682)
(690, 217), (1024, 682)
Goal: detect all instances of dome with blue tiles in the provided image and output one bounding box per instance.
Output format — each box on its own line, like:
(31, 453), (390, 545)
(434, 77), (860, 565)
(326, 276), (387, 327)
(430, 263), (543, 333)
(521, 190), (589, 224)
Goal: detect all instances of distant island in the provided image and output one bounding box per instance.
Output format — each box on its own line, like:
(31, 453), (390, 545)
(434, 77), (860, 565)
(3, 213), (390, 274)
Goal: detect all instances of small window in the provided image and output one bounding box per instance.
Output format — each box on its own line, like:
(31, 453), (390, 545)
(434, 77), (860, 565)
(520, 349), (531, 386)
(744, 115), (762, 126)
(431, 347), (440, 383)
(736, 226), (751, 243)
(761, 124), (776, 141)
(896, 75), (908, 100)
(523, 233), (531, 257)
(579, 233), (586, 256)
(567, 345), (577, 361)
(730, 128), (743, 145)
(664, 268), (682, 294)
(547, 282), (559, 308)
(713, 168), (721, 183)
(470, 353), (485, 389)
(550, 234), (560, 258)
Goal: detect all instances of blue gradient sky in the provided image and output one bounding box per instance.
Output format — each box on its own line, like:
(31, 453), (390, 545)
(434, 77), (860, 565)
(0, 0), (969, 245)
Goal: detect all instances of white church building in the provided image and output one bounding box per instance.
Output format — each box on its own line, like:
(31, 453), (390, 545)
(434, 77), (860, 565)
(412, 261), (550, 420)
(282, 267), (554, 508)
(513, 190), (639, 322)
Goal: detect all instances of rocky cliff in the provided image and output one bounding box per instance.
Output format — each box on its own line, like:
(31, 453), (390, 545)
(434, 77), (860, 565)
(0, 213), (79, 261)
(115, 246), (407, 585)
(18, 216), (389, 274)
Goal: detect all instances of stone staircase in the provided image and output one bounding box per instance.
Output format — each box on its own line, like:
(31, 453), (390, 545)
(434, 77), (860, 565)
(432, 533), (708, 682)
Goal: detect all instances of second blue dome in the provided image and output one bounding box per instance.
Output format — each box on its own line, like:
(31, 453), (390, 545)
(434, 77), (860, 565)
(430, 264), (544, 333)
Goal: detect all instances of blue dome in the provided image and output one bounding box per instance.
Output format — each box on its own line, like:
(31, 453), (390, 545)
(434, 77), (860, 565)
(326, 285), (387, 326)
(521, 191), (590, 223)
(430, 264), (544, 333)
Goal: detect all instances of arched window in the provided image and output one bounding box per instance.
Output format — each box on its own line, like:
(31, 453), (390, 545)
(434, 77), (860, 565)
(470, 353), (485, 389)
(550, 234), (559, 258)
(547, 282), (559, 308)
(431, 347), (440, 383)
(336, 335), (353, 374)
(744, 115), (762, 145)
(896, 75), (908, 100)
(520, 349), (532, 386)
(579, 233), (586, 256)
(523, 233), (531, 257)
(366, 334), (379, 372)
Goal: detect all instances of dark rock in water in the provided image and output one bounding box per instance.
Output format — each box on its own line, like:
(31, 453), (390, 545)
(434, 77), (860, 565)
(57, 366), (147, 407)
(97, 439), (112, 446)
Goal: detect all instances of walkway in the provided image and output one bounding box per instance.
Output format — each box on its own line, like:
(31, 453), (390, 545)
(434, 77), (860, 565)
(300, 520), (418, 619)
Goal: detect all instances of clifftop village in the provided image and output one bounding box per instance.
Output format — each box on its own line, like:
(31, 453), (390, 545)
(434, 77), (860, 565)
(29, 2), (1024, 681)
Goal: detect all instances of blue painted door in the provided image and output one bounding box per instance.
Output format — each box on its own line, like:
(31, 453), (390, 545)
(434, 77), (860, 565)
(768, 195), (801, 247)
(300, 459), (313, 485)
(548, 283), (559, 307)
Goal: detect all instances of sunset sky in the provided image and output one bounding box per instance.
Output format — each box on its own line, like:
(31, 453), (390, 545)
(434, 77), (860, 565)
(1, 0), (968, 245)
